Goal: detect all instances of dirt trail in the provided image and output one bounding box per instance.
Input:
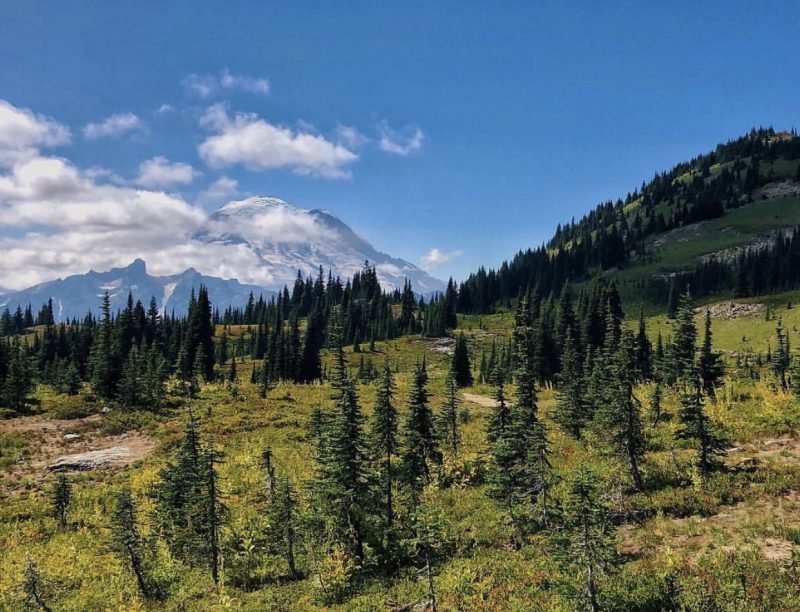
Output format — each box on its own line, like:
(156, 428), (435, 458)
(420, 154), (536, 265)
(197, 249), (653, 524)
(462, 393), (498, 408)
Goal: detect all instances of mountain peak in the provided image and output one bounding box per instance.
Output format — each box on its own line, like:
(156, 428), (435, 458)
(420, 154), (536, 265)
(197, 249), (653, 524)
(217, 196), (295, 216)
(200, 194), (446, 294)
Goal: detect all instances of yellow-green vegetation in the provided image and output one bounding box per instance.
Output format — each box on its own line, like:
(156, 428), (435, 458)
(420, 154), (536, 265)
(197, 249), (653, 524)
(3, 312), (800, 610)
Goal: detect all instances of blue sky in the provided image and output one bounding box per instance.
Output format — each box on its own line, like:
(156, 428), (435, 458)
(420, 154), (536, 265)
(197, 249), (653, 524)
(1, 1), (799, 289)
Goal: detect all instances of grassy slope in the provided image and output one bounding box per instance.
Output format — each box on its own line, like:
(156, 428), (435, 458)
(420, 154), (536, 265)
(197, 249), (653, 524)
(3, 312), (800, 609)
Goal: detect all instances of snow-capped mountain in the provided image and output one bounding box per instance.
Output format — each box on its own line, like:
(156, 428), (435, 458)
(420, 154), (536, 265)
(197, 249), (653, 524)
(0, 259), (270, 322)
(1, 196), (445, 321)
(198, 196), (445, 293)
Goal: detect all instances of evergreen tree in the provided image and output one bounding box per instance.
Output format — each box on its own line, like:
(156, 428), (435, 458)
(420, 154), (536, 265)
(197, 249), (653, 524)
(154, 412), (207, 563)
(400, 360), (441, 498)
(649, 381), (663, 426)
(561, 465), (617, 612)
(439, 370), (461, 456)
(485, 367), (511, 445)
(50, 474), (71, 529)
(698, 309), (724, 397)
(90, 292), (118, 399)
(772, 317), (791, 389)
(791, 348), (800, 401)
(635, 306), (653, 380)
(312, 309), (368, 562)
(110, 488), (159, 599)
(370, 361), (398, 533)
(228, 354), (237, 383)
(595, 331), (645, 490)
(2, 340), (33, 412)
(266, 476), (301, 579)
(554, 331), (588, 438)
(671, 289), (698, 383)
(450, 333), (473, 387)
(203, 445), (225, 585)
(676, 377), (727, 477)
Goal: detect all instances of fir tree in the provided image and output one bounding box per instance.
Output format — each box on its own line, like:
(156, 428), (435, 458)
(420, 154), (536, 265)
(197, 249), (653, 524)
(671, 289), (698, 384)
(50, 474), (71, 529)
(635, 306), (653, 380)
(2, 340), (33, 412)
(110, 488), (159, 599)
(312, 309), (368, 562)
(595, 331), (645, 490)
(676, 376), (727, 477)
(439, 370), (461, 456)
(772, 317), (791, 389)
(791, 349), (800, 401)
(649, 381), (663, 426)
(450, 333), (473, 387)
(554, 331), (588, 439)
(154, 411), (207, 563)
(485, 367), (511, 445)
(203, 445), (225, 585)
(698, 309), (724, 397)
(266, 476), (301, 579)
(561, 465), (617, 612)
(370, 361), (398, 533)
(400, 360), (441, 499)
(90, 292), (118, 399)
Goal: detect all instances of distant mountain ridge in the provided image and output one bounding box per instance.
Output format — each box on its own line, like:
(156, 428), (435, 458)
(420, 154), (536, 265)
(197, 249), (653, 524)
(0, 259), (270, 322)
(2, 195), (445, 321)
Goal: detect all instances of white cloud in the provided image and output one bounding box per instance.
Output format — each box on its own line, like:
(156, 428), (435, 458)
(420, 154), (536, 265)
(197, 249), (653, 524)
(136, 156), (200, 189)
(182, 68), (270, 98)
(83, 113), (142, 139)
(377, 120), (424, 156)
(198, 103), (358, 179)
(155, 104), (174, 115)
(0, 100), (70, 166)
(195, 175), (239, 207)
(420, 248), (461, 270)
(335, 124), (369, 149)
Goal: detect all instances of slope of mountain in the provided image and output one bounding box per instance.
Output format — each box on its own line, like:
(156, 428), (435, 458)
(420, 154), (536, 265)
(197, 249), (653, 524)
(198, 196), (445, 294)
(457, 128), (800, 310)
(0, 259), (270, 322)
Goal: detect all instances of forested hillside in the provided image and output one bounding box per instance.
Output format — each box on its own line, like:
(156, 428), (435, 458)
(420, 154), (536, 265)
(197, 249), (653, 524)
(458, 128), (800, 313)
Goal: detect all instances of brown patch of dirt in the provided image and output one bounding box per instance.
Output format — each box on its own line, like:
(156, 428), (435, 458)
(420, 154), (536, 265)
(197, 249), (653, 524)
(736, 434), (800, 463)
(621, 492), (800, 564)
(0, 414), (157, 489)
(462, 393), (498, 408)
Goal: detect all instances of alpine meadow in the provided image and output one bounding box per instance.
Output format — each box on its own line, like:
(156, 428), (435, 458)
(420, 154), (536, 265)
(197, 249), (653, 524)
(4, 3), (800, 611)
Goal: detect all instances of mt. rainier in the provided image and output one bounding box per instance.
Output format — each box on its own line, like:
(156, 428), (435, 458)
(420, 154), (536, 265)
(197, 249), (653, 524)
(197, 196), (445, 293)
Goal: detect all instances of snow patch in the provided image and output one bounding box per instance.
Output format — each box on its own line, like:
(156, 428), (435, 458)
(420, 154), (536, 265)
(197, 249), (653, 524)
(161, 282), (177, 310)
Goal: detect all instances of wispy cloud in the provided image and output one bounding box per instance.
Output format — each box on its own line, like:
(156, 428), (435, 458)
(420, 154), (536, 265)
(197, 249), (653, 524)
(377, 120), (424, 156)
(182, 68), (270, 98)
(195, 175), (239, 207)
(198, 103), (358, 179)
(136, 156), (200, 189)
(83, 112), (142, 139)
(335, 124), (369, 149)
(420, 247), (461, 270)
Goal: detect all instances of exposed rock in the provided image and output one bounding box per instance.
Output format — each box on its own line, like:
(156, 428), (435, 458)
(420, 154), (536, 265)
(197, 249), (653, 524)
(63, 433), (80, 441)
(697, 301), (766, 320)
(47, 447), (133, 472)
(431, 337), (455, 355)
